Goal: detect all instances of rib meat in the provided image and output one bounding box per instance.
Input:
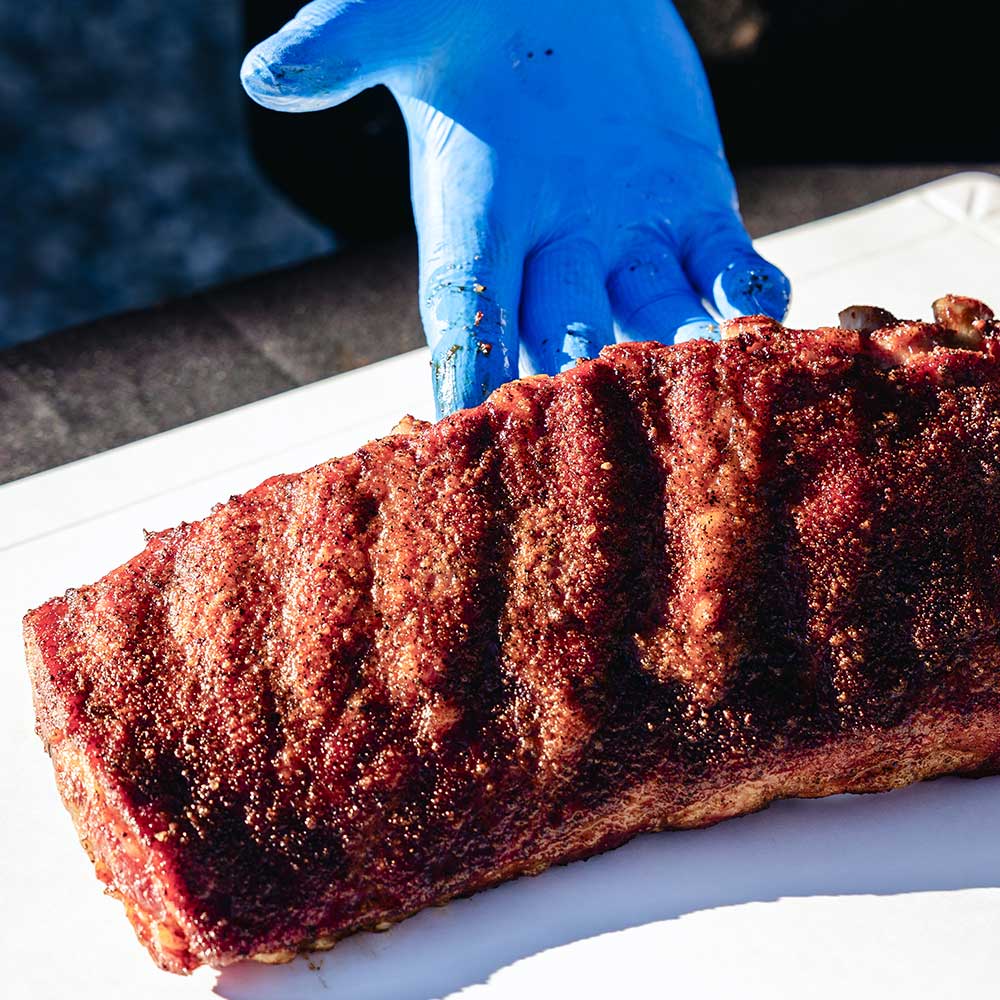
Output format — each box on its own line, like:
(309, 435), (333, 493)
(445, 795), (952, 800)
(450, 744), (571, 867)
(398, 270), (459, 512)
(25, 297), (1000, 973)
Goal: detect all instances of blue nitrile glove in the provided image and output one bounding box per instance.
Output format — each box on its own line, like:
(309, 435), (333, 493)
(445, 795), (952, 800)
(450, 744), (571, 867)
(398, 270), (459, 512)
(242, 0), (790, 418)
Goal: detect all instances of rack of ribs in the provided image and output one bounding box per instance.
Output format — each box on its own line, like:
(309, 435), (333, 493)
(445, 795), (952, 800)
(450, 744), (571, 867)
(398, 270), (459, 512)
(24, 295), (1000, 973)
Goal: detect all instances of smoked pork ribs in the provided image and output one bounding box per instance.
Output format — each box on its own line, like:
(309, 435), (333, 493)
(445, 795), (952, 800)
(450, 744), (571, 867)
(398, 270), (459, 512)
(25, 296), (1000, 973)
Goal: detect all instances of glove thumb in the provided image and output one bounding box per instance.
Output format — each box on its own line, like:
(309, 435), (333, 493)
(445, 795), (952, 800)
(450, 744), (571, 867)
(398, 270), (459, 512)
(241, 0), (427, 112)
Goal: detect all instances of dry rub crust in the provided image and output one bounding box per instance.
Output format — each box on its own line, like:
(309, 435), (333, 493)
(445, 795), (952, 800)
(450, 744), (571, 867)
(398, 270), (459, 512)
(24, 298), (1000, 973)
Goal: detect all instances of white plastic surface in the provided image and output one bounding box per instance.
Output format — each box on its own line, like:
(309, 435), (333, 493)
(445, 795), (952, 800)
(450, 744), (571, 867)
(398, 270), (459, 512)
(3, 172), (1000, 1000)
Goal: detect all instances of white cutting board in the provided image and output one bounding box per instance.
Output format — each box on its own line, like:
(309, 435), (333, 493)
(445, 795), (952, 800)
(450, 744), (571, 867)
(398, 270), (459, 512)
(3, 172), (1000, 1000)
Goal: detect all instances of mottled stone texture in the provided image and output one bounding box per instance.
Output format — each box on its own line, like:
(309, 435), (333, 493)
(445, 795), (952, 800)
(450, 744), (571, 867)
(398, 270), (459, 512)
(0, 3), (332, 349)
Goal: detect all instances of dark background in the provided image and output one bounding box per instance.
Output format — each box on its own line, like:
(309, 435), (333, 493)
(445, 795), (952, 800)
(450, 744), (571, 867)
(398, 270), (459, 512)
(244, 0), (999, 238)
(1, 0), (997, 481)
(3, 0), (996, 347)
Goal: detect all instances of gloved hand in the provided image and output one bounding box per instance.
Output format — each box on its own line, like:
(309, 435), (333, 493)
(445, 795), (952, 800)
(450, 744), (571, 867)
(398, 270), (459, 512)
(242, 0), (790, 418)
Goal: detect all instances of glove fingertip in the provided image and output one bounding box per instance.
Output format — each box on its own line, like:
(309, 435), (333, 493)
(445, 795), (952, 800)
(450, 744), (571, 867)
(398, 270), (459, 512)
(240, 48), (282, 107)
(674, 319), (720, 344)
(713, 253), (791, 322)
(431, 333), (513, 419)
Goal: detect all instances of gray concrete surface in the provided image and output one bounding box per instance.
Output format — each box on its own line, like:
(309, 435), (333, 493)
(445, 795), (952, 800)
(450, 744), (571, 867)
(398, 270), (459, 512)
(3, 163), (996, 484)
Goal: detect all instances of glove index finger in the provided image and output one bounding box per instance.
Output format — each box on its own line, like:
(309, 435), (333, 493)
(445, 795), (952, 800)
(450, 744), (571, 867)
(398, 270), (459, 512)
(241, 0), (420, 111)
(421, 249), (522, 419)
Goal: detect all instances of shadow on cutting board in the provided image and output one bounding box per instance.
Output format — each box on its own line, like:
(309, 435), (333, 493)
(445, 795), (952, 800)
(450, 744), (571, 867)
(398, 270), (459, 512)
(213, 775), (1000, 999)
